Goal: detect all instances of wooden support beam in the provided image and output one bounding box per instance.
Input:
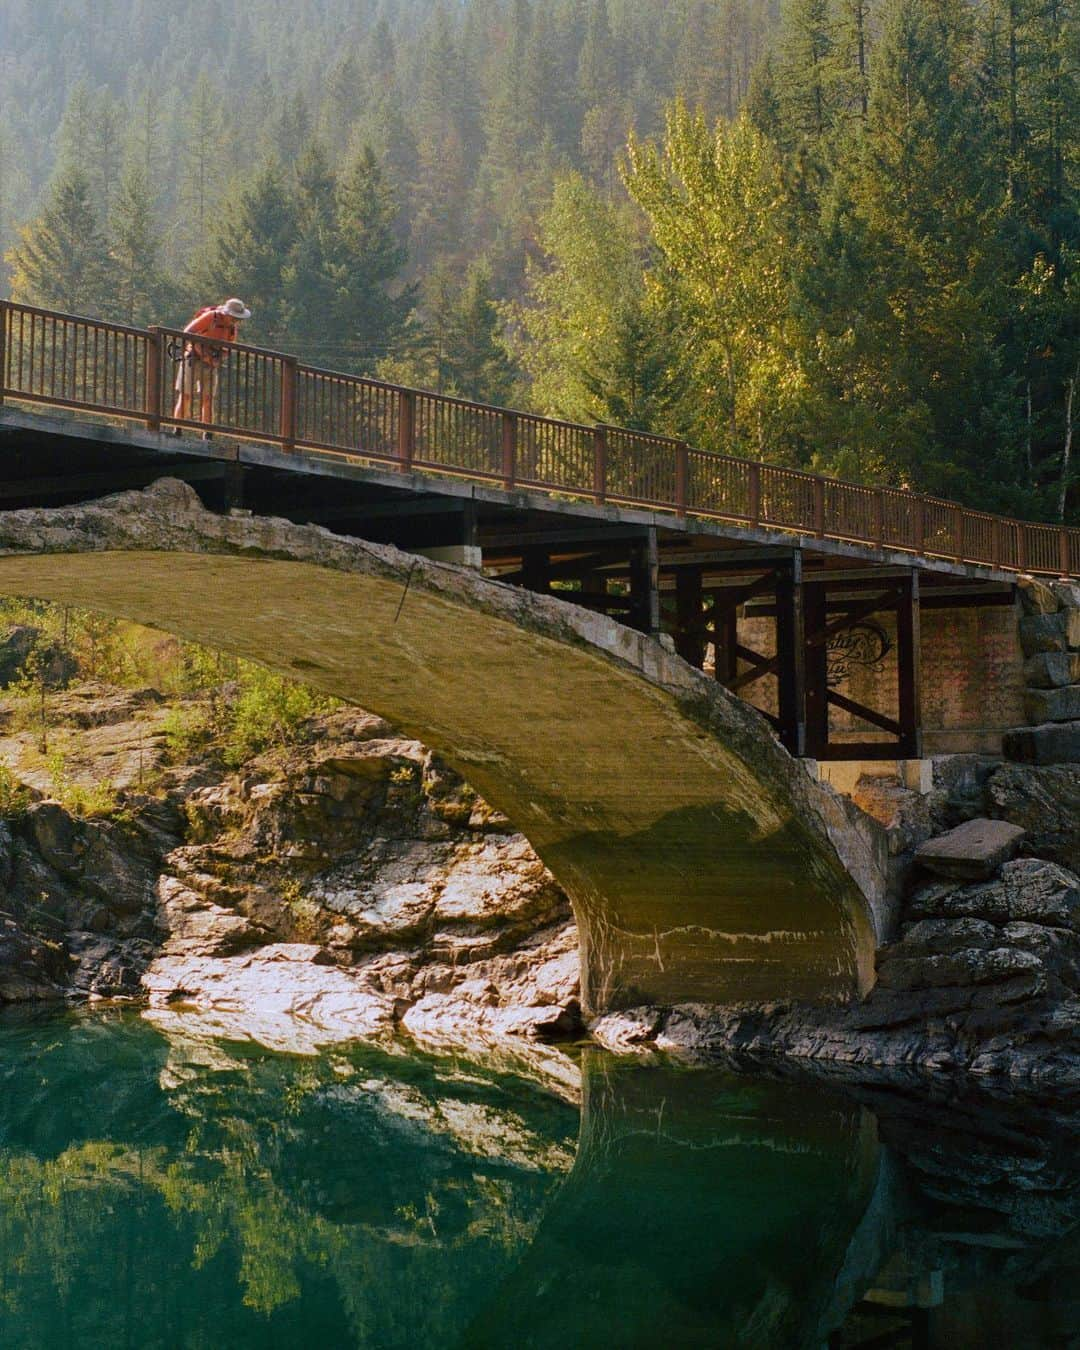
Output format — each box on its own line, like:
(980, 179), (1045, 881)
(826, 689), (902, 737)
(495, 549), (624, 587)
(714, 601), (738, 685)
(696, 570), (779, 628)
(746, 587), (1013, 617)
(483, 524), (651, 551)
(222, 462), (245, 512)
(775, 553), (806, 757)
(803, 581), (829, 759)
(521, 546), (550, 594)
(896, 570), (923, 758)
(629, 527), (661, 636)
(462, 498), (479, 551)
(674, 566), (705, 666)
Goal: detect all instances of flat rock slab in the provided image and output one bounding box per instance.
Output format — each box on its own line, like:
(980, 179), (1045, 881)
(915, 818), (1027, 881)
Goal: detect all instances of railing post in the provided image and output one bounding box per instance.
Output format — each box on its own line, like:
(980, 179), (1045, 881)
(914, 497), (926, 556)
(398, 389), (415, 472)
(144, 325), (162, 431)
(748, 461), (762, 528)
(593, 426), (607, 504)
(1060, 527), (1071, 579)
(873, 489), (885, 547)
(501, 411), (517, 489)
(280, 356), (298, 452)
(954, 504), (965, 563)
(992, 518), (1002, 569)
(1018, 524), (1029, 573)
(0, 301), (7, 407)
(813, 477), (826, 538)
(675, 441), (689, 518)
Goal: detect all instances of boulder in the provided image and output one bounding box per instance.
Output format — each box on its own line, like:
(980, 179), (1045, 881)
(909, 858), (1080, 929)
(896, 917), (999, 955)
(1019, 577), (1061, 616)
(1025, 686), (1080, 724)
(1024, 653), (1080, 689)
(1003, 721), (1080, 766)
(1051, 581), (1080, 610)
(876, 946), (1043, 992)
(1019, 611), (1080, 657)
(914, 818), (1026, 881)
(986, 762), (1080, 870)
(26, 801), (83, 875)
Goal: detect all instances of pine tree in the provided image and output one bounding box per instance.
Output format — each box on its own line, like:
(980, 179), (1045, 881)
(53, 85), (96, 183)
(281, 142), (340, 365)
(778, 0), (838, 145)
(443, 263), (516, 403)
(176, 75), (228, 267)
(91, 92), (124, 219)
(109, 162), (170, 325)
(333, 145), (411, 372)
(578, 0), (618, 112)
(199, 162), (296, 343)
(6, 168), (115, 314)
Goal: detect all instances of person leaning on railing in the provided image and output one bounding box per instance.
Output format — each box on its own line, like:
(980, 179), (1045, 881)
(172, 298), (251, 433)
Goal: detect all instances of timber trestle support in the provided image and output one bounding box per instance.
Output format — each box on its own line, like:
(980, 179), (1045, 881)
(501, 540), (934, 761)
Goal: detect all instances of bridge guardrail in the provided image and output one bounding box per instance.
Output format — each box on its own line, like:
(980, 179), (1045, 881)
(1, 297), (1078, 577)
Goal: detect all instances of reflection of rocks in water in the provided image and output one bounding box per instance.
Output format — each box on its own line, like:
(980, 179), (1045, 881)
(0, 1010), (577, 1349)
(834, 1088), (1080, 1348)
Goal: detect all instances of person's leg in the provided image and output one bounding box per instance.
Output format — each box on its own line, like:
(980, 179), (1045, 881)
(199, 363), (216, 424)
(173, 357), (194, 420)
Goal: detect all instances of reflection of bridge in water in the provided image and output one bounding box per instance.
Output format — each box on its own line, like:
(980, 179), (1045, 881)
(0, 300), (1043, 1010)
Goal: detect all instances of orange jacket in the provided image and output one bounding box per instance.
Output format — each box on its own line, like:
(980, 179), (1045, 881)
(184, 307), (239, 365)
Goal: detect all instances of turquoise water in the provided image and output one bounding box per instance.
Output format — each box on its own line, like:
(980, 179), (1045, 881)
(0, 1010), (1077, 1349)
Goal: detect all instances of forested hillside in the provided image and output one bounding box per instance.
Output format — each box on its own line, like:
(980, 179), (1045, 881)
(3, 0), (1080, 521)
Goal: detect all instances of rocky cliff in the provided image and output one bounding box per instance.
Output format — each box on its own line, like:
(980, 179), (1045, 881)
(0, 674), (580, 1054)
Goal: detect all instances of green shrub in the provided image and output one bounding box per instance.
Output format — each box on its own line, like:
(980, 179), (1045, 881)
(0, 762), (31, 818)
(222, 666), (335, 767)
(45, 750), (119, 818)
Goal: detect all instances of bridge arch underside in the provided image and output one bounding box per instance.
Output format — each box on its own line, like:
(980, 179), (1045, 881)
(0, 481), (881, 1014)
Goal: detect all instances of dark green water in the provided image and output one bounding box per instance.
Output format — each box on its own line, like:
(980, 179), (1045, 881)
(0, 1011), (1078, 1349)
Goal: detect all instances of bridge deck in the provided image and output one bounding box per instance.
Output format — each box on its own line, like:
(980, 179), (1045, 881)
(1, 298), (1076, 579)
(0, 299), (1037, 763)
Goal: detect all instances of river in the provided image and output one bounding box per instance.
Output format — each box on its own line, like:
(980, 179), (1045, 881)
(0, 1009), (1077, 1348)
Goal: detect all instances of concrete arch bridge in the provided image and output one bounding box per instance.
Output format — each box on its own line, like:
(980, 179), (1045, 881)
(0, 479), (886, 1014)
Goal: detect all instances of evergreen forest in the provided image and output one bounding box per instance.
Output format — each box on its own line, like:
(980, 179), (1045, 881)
(2, 0), (1080, 521)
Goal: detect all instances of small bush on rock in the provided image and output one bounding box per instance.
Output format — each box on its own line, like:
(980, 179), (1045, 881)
(222, 667), (336, 767)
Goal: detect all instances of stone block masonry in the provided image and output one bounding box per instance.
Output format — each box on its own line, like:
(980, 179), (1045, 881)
(1006, 579), (1080, 767)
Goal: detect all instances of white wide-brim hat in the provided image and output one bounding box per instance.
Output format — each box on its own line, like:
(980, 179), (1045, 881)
(220, 298), (252, 320)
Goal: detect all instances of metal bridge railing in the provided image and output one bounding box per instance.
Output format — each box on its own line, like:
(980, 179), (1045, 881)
(1, 297), (1077, 577)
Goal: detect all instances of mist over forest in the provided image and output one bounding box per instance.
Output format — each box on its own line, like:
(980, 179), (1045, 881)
(3, 0), (1080, 522)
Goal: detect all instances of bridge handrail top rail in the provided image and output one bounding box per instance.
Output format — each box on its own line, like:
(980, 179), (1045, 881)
(3, 299), (150, 340)
(150, 322), (298, 364)
(4, 296), (1079, 564)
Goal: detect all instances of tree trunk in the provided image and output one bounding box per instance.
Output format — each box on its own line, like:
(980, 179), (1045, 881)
(1057, 357), (1079, 522)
